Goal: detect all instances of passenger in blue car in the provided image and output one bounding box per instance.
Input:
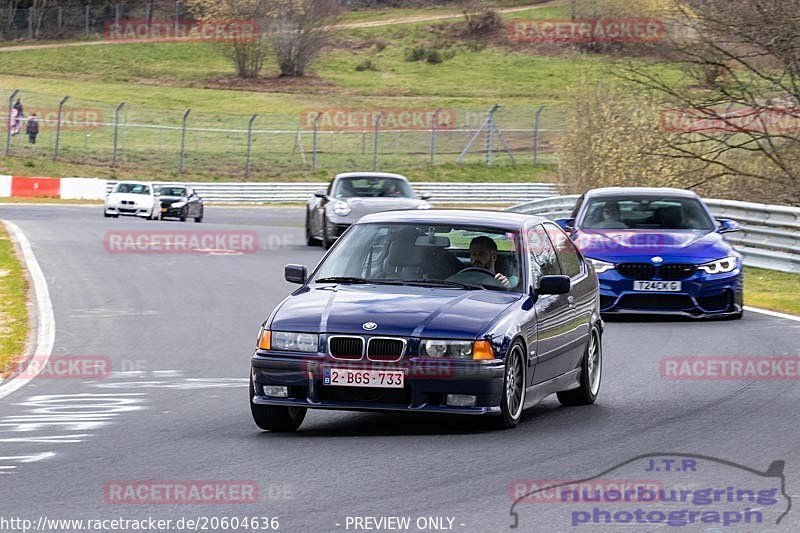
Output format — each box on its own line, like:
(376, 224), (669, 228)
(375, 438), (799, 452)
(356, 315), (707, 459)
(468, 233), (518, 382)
(592, 202), (628, 230)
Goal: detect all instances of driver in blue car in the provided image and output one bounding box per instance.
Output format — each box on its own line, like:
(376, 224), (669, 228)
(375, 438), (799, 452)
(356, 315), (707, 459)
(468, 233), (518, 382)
(467, 236), (515, 288)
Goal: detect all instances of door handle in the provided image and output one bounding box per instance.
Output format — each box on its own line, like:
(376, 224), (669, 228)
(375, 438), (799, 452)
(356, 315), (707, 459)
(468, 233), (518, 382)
(567, 295), (576, 307)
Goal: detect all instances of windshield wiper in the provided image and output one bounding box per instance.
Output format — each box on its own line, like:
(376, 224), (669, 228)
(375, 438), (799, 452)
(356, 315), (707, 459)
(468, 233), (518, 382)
(315, 277), (403, 285)
(396, 279), (481, 290)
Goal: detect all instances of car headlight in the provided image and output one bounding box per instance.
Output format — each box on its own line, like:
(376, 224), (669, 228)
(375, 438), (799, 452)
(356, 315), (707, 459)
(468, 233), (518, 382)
(332, 201), (351, 216)
(698, 256), (738, 274)
(171, 201), (187, 209)
(420, 339), (495, 360)
(258, 330), (319, 352)
(416, 202), (432, 210)
(586, 257), (615, 274)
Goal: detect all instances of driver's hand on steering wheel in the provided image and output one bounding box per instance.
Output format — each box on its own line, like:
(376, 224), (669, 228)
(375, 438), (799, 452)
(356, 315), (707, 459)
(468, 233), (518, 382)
(494, 273), (510, 288)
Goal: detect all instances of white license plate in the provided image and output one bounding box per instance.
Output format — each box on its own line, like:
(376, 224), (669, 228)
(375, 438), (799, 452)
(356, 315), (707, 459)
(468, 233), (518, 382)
(323, 368), (404, 388)
(633, 281), (682, 292)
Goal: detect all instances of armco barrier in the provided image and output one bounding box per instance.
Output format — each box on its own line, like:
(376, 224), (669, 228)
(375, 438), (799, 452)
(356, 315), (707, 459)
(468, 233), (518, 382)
(509, 196), (800, 274)
(104, 181), (559, 204)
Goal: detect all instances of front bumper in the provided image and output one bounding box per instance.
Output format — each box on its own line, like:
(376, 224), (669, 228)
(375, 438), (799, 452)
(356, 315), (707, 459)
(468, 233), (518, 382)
(251, 353), (505, 415)
(105, 205), (153, 217)
(598, 268), (743, 318)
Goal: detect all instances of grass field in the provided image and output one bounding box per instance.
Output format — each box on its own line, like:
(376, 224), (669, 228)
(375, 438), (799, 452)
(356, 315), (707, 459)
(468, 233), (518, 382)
(0, 223), (28, 377)
(744, 267), (800, 316)
(0, 2), (684, 181)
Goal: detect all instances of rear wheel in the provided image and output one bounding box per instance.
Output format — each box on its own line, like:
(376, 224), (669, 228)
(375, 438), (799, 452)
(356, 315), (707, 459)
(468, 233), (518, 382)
(194, 207), (203, 223)
(490, 342), (526, 430)
(179, 207), (187, 222)
(249, 378), (306, 432)
(557, 325), (602, 406)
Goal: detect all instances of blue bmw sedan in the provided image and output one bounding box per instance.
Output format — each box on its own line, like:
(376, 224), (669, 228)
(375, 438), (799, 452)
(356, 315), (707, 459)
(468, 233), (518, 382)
(250, 210), (603, 431)
(556, 187), (743, 319)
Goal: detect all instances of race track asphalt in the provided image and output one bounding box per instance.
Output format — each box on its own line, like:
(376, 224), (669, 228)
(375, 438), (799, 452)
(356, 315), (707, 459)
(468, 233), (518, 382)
(1, 204), (799, 532)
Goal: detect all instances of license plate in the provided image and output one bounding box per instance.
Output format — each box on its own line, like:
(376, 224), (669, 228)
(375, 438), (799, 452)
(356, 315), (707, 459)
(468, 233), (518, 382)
(323, 368), (404, 388)
(161, 208), (167, 212)
(633, 281), (681, 292)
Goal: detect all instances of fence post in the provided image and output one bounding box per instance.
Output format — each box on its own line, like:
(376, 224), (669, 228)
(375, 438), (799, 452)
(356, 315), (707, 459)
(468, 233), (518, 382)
(311, 112), (321, 170)
(112, 103), (125, 168)
(179, 109), (191, 172)
(174, 0), (180, 35)
(429, 109), (440, 165)
(54, 96), (69, 161)
(115, 3), (120, 29)
(84, 4), (90, 36)
(28, 7), (33, 39)
(5, 89), (19, 156)
(533, 105), (544, 163)
(486, 106), (500, 166)
(245, 114), (257, 178)
(372, 112), (384, 171)
(57, 6), (63, 33)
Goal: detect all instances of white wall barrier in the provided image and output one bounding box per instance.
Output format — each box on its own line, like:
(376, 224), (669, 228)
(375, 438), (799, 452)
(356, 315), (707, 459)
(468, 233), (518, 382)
(0, 175), (11, 198)
(60, 178), (108, 200)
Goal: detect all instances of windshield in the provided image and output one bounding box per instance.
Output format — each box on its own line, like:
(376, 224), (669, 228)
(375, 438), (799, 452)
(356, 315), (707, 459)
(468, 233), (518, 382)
(580, 196), (714, 230)
(333, 177), (414, 199)
(158, 187), (187, 196)
(114, 183), (151, 195)
(313, 223), (523, 292)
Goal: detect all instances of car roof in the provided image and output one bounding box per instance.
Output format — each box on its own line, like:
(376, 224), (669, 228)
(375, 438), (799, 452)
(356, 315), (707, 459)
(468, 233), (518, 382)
(334, 172), (410, 181)
(114, 181), (154, 186)
(356, 209), (545, 229)
(585, 187), (700, 198)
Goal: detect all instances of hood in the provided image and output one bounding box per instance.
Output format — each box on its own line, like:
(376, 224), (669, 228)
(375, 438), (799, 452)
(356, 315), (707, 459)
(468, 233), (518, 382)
(107, 192), (154, 205)
(159, 195), (188, 203)
(330, 197), (429, 220)
(573, 229), (736, 263)
(270, 284), (520, 338)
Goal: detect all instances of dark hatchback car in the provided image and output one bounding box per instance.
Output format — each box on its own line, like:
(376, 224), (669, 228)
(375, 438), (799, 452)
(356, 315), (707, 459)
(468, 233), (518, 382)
(156, 186), (204, 222)
(250, 210), (603, 431)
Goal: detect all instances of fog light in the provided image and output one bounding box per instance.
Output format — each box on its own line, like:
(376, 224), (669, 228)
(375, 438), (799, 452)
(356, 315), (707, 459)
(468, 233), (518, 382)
(263, 386), (289, 398)
(446, 394), (476, 407)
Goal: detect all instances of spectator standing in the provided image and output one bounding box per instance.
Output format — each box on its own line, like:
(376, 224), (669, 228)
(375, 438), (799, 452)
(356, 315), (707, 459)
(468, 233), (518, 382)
(26, 113), (39, 144)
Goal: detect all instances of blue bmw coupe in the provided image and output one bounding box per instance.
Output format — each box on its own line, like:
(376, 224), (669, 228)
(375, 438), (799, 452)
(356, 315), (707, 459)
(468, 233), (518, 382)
(250, 210), (603, 431)
(557, 187), (743, 319)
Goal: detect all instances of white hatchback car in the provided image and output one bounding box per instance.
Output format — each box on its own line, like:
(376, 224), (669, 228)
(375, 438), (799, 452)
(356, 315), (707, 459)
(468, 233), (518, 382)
(104, 181), (160, 219)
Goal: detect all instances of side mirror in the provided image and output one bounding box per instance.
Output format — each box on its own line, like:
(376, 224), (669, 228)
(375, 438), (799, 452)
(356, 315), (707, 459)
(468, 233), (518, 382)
(537, 275), (571, 295)
(555, 218), (575, 231)
(314, 190), (327, 199)
(717, 218), (741, 233)
(420, 192), (432, 200)
(284, 264), (307, 284)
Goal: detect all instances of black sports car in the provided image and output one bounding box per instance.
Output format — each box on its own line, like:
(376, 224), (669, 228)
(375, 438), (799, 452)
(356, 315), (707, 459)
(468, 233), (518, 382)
(251, 210), (603, 432)
(157, 186), (204, 222)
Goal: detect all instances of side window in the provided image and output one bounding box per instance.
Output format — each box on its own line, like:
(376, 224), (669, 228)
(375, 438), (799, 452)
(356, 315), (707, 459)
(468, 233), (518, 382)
(544, 224), (583, 279)
(569, 194), (585, 220)
(526, 225), (561, 285)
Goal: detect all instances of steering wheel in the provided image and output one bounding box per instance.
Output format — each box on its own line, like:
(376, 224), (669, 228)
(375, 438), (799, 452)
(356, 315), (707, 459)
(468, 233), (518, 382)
(457, 266), (496, 278)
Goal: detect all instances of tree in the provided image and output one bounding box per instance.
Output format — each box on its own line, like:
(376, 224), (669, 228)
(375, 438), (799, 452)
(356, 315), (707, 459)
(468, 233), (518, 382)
(618, 0), (800, 204)
(186, 0), (339, 79)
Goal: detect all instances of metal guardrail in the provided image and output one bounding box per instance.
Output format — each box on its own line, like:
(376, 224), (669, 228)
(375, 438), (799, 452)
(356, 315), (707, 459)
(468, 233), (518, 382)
(106, 181), (559, 204)
(509, 195), (800, 273)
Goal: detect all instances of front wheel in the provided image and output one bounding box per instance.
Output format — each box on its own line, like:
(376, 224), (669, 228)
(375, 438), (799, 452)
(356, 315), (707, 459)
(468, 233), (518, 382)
(179, 207), (187, 222)
(249, 379), (306, 432)
(490, 342), (526, 430)
(557, 325), (602, 406)
(322, 217), (332, 250)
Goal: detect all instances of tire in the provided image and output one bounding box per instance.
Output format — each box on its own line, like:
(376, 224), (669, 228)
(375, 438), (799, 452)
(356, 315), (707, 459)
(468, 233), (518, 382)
(179, 207), (187, 222)
(322, 216), (332, 250)
(249, 378), (306, 432)
(490, 341), (526, 430)
(104, 212), (111, 218)
(194, 207), (203, 223)
(557, 325), (602, 406)
(305, 210), (318, 246)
